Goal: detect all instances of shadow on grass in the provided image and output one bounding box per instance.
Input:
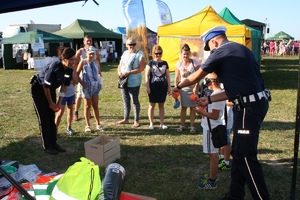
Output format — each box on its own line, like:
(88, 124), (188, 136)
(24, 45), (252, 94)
(0, 134), (297, 199)
(261, 58), (299, 90)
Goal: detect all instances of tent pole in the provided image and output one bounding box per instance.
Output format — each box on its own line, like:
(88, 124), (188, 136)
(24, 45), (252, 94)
(290, 54), (300, 200)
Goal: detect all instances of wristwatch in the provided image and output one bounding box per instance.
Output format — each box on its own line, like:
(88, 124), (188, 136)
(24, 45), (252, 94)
(176, 82), (182, 89)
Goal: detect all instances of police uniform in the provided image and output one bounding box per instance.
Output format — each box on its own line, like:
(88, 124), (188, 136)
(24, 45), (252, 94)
(31, 61), (73, 154)
(200, 26), (270, 200)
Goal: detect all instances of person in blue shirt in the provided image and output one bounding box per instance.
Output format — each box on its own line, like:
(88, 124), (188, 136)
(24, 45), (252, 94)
(173, 26), (270, 200)
(31, 47), (78, 155)
(116, 38), (146, 128)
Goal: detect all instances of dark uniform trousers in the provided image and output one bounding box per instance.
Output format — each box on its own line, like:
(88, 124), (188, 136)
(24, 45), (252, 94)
(31, 81), (57, 149)
(229, 98), (270, 200)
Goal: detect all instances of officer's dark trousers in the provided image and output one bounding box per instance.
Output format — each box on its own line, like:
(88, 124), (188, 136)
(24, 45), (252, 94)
(31, 82), (57, 150)
(229, 98), (270, 200)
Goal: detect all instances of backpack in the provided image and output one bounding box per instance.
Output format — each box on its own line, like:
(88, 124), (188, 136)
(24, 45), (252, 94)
(50, 157), (102, 200)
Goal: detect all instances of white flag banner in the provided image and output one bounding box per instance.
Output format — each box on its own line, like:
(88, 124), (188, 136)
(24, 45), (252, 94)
(156, 0), (173, 25)
(121, 0), (146, 29)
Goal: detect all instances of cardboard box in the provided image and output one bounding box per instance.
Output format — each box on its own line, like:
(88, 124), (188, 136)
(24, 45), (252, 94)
(84, 135), (120, 167)
(120, 192), (157, 200)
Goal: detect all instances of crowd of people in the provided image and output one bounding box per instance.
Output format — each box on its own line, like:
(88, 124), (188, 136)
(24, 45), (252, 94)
(31, 25), (271, 199)
(261, 38), (299, 56)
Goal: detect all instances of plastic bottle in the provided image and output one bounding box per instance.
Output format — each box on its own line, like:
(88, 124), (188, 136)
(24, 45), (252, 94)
(172, 92), (180, 109)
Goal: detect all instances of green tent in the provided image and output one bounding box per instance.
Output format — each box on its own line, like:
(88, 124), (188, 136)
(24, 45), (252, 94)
(219, 7), (262, 63)
(54, 19), (123, 57)
(2, 29), (72, 69)
(266, 31), (294, 41)
(1, 29), (72, 44)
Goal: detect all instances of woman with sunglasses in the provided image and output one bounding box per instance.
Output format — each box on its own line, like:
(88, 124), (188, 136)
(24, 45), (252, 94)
(145, 45), (171, 130)
(116, 38), (146, 128)
(174, 43), (200, 133)
(31, 47), (78, 155)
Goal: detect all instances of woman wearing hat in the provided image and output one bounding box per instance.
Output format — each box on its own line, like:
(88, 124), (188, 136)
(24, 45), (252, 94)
(77, 46), (104, 132)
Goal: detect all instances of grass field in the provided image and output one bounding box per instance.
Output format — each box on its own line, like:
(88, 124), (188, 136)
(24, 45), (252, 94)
(0, 56), (299, 199)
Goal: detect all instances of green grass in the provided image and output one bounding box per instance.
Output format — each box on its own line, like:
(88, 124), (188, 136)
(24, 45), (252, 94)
(0, 56), (299, 199)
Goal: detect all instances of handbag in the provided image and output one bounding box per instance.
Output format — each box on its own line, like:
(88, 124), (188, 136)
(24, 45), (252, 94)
(207, 103), (228, 148)
(118, 76), (128, 89)
(117, 50), (139, 89)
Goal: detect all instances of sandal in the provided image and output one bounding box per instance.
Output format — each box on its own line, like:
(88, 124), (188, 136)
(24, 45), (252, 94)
(85, 126), (91, 132)
(190, 127), (196, 133)
(177, 125), (184, 132)
(73, 111), (79, 121)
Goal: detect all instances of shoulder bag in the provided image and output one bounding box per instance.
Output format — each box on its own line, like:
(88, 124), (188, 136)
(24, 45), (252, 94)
(207, 103), (228, 148)
(118, 50), (139, 89)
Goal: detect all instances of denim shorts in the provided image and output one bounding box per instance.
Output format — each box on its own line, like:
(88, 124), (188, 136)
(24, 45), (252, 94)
(61, 95), (75, 106)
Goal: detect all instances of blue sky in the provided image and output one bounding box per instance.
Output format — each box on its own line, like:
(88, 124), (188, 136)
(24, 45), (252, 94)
(0, 0), (299, 39)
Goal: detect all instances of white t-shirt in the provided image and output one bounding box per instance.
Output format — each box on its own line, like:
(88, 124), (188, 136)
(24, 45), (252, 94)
(201, 90), (226, 130)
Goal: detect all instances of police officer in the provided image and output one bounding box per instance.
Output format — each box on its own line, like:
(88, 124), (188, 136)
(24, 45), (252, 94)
(173, 26), (270, 200)
(31, 47), (78, 155)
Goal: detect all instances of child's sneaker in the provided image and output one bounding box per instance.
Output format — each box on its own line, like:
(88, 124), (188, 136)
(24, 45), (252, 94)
(218, 160), (231, 170)
(199, 174), (219, 183)
(219, 155), (224, 164)
(66, 127), (76, 135)
(96, 125), (105, 131)
(198, 178), (218, 189)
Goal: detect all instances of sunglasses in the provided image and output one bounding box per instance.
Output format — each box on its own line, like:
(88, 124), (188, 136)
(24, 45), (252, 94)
(128, 43), (136, 46)
(154, 52), (162, 55)
(205, 78), (217, 85)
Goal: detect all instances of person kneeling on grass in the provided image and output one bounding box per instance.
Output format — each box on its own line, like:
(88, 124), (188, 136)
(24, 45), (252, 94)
(193, 73), (226, 189)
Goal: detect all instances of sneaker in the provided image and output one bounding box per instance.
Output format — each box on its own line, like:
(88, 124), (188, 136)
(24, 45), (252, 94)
(54, 144), (66, 153)
(44, 148), (58, 155)
(96, 125), (105, 131)
(219, 155), (224, 164)
(218, 160), (231, 170)
(66, 127), (76, 135)
(149, 125), (154, 130)
(199, 174), (219, 183)
(198, 178), (217, 189)
(160, 124), (168, 129)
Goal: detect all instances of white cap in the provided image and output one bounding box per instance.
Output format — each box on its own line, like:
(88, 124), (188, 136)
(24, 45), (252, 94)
(200, 26), (227, 51)
(86, 46), (96, 53)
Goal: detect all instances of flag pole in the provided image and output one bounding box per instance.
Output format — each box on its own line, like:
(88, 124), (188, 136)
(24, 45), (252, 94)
(290, 54), (300, 200)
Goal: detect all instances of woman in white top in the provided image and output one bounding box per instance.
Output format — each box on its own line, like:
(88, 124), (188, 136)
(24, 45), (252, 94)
(174, 44), (199, 133)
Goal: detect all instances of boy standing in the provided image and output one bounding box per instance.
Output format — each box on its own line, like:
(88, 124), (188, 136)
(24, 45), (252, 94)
(194, 73), (225, 189)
